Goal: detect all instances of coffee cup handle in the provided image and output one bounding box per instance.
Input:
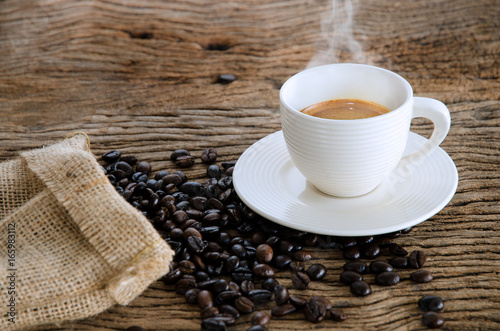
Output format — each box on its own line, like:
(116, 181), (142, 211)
(398, 97), (451, 169)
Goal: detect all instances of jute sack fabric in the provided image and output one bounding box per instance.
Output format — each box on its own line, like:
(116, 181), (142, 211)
(0, 133), (174, 330)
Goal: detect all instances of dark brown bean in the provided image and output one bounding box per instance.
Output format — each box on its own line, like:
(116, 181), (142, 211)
(235, 296), (255, 314)
(215, 291), (241, 305)
(262, 278), (280, 292)
(343, 261), (367, 274)
(411, 270), (433, 283)
(375, 271), (400, 286)
(290, 261), (305, 273)
(184, 288), (201, 304)
(289, 295), (308, 309)
(136, 161), (151, 174)
(350, 280), (372, 296)
(422, 311), (444, 328)
(311, 296), (333, 310)
(273, 255), (292, 269)
(248, 289), (272, 304)
(170, 149), (190, 161)
(307, 263), (327, 280)
(291, 250), (312, 261)
(175, 278), (197, 295)
(251, 311), (271, 325)
(330, 309), (347, 322)
(176, 155), (195, 168)
(291, 272), (310, 290)
(201, 148), (218, 164)
(102, 150), (121, 163)
(388, 243), (408, 256)
(252, 264), (274, 278)
(418, 295), (444, 312)
(255, 244), (273, 264)
(219, 305), (240, 319)
(197, 290), (214, 309)
(369, 260), (394, 274)
(271, 304), (296, 317)
(340, 271), (363, 285)
(360, 242), (380, 259)
(304, 299), (326, 323)
(408, 250), (427, 269)
(343, 245), (361, 260)
(274, 285), (289, 305)
(388, 256), (408, 268)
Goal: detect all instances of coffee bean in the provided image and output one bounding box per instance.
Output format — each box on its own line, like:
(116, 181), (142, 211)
(273, 255), (292, 269)
(219, 304), (240, 319)
(207, 165), (221, 179)
(170, 149), (190, 161)
(411, 270), (433, 283)
(221, 161), (236, 169)
(350, 280), (372, 296)
(291, 272), (310, 290)
(231, 267), (254, 283)
(361, 242), (380, 259)
(176, 155), (195, 168)
(343, 261), (367, 274)
(252, 264), (274, 278)
(102, 150), (121, 163)
(201, 148), (218, 164)
(185, 288), (201, 304)
(255, 244), (273, 264)
(251, 311), (271, 325)
(183, 227), (202, 240)
(388, 256), (408, 268)
(307, 263), (327, 280)
(291, 250), (312, 261)
(115, 161), (134, 177)
(216, 291), (241, 305)
(163, 268), (182, 284)
(343, 245), (361, 260)
(235, 296), (255, 314)
(421, 311), (444, 329)
(271, 303), (296, 317)
(375, 271), (400, 286)
(418, 295), (444, 312)
(290, 261), (306, 273)
(201, 317), (227, 331)
(248, 289), (272, 304)
(198, 290), (214, 309)
(369, 260), (394, 274)
(136, 161), (151, 174)
(311, 296), (332, 310)
(274, 285), (289, 305)
(330, 309), (347, 322)
(408, 250), (427, 269)
(187, 236), (207, 254)
(289, 295), (308, 309)
(340, 271), (363, 285)
(179, 260), (197, 274)
(181, 181), (204, 196)
(304, 299), (326, 323)
(175, 278), (197, 295)
(261, 278), (279, 292)
(388, 243), (408, 256)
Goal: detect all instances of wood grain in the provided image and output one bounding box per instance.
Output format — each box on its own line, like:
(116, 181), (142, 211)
(0, 0), (499, 330)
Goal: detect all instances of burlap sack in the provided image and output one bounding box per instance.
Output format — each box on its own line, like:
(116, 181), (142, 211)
(0, 133), (174, 330)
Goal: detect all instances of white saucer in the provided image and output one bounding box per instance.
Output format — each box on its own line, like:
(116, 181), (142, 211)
(233, 131), (458, 237)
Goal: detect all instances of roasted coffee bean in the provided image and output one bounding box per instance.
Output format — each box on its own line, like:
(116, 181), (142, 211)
(340, 271), (363, 285)
(201, 148), (218, 164)
(200, 306), (220, 320)
(207, 165), (221, 179)
(343, 261), (367, 274)
(198, 279), (218, 291)
(388, 243), (408, 256)
(175, 278), (197, 295)
(223, 255), (240, 273)
(304, 299), (326, 323)
(197, 290), (214, 309)
(273, 255), (292, 269)
(277, 240), (294, 254)
(271, 304), (296, 317)
(240, 280), (255, 295)
(343, 245), (361, 260)
(274, 285), (289, 305)
(184, 288), (201, 304)
(219, 304), (240, 319)
(163, 268), (182, 284)
(181, 181), (204, 196)
(418, 295), (444, 312)
(170, 149), (190, 161)
(136, 161), (151, 174)
(289, 295), (308, 309)
(248, 289), (272, 304)
(311, 296), (332, 310)
(102, 150), (121, 163)
(408, 250), (427, 269)
(201, 317), (227, 331)
(388, 256), (408, 268)
(183, 227), (202, 240)
(212, 279), (229, 294)
(300, 233), (318, 247)
(291, 250), (312, 261)
(411, 270), (433, 283)
(230, 244), (247, 259)
(111, 169), (127, 180)
(291, 272), (310, 290)
(172, 210), (188, 224)
(350, 280), (372, 296)
(262, 278), (280, 292)
(255, 244), (273, 264)
(115, 161), (134, 177)
(179, 260), (197, 274)
(252, 264), (274, 278)
(221, 161), (236, 169)
(231, 267), (254, 283)
(187, 236), (207, 254)
(195, 271), (210, 281)
(216, 291), (241, 305)
(307, 263), (327, 280)
(251, 311), (271, 325)
(176, 155), (195, 168)
(375, 271), (400, 286)
(369, 260), (394, 274)
(422, 311), (444, 329)
(330, 309), (347, 322)
(235, 296), (255, 314)
(154, 170), (169, 180)
(290, 261), (306, 273)
(361, 242), (380, 259)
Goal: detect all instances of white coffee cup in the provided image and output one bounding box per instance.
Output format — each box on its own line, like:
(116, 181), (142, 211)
(280, 63), (451, 197)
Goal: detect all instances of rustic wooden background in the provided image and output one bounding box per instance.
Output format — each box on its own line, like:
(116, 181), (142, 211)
(1, 0), (499, 330)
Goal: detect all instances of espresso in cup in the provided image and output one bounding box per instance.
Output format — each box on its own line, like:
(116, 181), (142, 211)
(301, 99), (390, 120)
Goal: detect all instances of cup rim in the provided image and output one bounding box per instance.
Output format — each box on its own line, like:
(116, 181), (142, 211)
(279, 63), (414, 122)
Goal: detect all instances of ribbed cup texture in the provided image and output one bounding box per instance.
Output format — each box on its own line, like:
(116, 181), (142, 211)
(281, 103), (412, 197)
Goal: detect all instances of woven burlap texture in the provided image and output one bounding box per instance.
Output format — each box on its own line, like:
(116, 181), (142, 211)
(0, 134), (174, 330)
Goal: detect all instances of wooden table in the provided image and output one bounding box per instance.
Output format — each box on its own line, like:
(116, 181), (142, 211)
(1, 0), (499, 330)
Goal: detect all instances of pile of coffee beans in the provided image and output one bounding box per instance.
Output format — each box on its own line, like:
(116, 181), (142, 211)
(100, 148), (442, 330)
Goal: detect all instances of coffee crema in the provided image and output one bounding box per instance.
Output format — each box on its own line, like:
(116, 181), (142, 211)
(301, 99), (391, 120)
